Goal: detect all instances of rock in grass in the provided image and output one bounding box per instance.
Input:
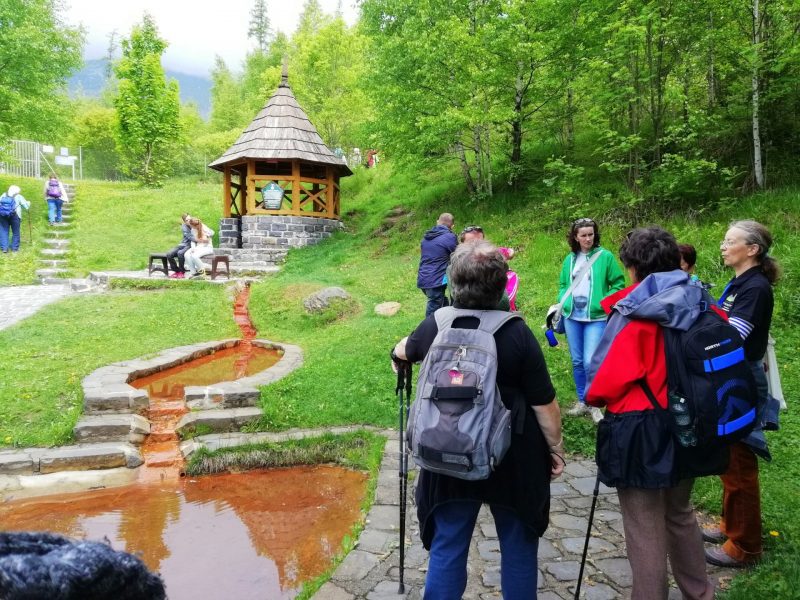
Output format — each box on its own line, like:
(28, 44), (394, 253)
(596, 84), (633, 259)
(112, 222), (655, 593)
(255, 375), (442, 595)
(303, 287), (351, 313)
(374, 301), (401, 316)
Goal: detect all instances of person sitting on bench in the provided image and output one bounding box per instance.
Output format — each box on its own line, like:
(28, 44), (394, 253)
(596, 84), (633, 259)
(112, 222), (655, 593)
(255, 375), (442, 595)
(184, 217), (215, 279)
(166, 213), (193, 279)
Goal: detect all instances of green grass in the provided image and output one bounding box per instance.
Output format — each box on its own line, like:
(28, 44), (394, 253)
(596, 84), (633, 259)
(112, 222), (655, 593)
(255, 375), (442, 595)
(0, 167), (797, 596)
(0, 286), (239, 446)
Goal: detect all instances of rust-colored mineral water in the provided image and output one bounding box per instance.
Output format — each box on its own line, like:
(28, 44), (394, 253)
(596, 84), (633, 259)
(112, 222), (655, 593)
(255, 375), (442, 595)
(0, 465), (367, 599)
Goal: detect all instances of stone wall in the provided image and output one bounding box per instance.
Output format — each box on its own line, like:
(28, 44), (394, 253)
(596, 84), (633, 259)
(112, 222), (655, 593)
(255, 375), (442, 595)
(219, 215), (342, 249)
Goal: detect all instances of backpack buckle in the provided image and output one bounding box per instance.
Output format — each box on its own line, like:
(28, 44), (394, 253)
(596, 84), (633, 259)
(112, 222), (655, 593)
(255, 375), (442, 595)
(699, 301), (708, 313)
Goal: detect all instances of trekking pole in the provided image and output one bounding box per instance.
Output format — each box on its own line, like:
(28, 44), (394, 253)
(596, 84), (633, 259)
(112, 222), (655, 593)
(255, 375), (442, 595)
(396, 358), (412, 594)
(27, 214), (32, 245)
(575, 475), (601, 600)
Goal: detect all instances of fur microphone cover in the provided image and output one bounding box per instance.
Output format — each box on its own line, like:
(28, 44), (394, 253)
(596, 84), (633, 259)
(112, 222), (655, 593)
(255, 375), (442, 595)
(0, 531), (166, 600)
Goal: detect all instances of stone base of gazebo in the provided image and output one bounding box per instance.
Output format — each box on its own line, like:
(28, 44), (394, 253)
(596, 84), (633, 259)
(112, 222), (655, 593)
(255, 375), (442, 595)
(218, 216), (342, 250)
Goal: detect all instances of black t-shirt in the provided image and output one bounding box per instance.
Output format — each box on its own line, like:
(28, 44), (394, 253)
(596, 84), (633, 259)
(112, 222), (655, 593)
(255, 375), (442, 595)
(718, 266), (774, 361)
(405, 310), (556, 548)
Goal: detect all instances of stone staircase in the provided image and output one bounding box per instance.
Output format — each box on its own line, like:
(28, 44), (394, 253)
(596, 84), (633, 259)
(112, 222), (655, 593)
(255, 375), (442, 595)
(35, 183), (95, 292)
(210, 247), (288, 275)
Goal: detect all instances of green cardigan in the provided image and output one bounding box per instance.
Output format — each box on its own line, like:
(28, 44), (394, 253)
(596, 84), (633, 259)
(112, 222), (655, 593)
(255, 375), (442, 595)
(557, 247), (626, 321)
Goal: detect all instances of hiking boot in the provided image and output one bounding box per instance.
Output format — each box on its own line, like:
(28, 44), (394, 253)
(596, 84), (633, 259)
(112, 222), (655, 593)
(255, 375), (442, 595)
(705, 546), (755, 569)
(702, 525), (726, 544)
(567, 402), (591, 416)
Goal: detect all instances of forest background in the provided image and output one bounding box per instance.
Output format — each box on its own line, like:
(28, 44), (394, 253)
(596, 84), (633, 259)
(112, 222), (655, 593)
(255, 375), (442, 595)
(2, 0), (799, 199)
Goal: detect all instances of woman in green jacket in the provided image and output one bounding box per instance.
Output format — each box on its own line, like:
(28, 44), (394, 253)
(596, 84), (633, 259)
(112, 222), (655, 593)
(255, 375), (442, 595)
(557, 218), (625, 418)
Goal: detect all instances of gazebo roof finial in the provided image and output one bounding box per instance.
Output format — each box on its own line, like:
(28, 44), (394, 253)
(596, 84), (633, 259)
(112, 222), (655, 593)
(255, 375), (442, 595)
(280, 57), (289, 88)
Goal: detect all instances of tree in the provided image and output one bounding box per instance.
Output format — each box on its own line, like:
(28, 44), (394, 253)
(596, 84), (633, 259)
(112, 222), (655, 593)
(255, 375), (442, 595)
(248, 0), (272, 52)
(68, 100), (120, 180)
(0, 0), (83, 142)
(114, 14), (181, 186)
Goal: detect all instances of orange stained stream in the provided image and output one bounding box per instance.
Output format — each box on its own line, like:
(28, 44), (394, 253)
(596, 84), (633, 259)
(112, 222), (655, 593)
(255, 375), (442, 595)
(129, 282), (280, 481)
(0, 465), (368, 599)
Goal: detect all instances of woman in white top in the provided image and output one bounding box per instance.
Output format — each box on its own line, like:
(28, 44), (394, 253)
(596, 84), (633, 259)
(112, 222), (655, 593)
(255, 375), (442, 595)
(184, 218), (214, 278)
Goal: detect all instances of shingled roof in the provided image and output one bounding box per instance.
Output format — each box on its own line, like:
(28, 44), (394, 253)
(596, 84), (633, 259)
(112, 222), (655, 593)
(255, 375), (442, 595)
(209, 68), (352, 175)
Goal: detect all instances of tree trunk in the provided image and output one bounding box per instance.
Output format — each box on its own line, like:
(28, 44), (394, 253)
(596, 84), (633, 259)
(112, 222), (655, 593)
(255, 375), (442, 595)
(752, 0), (765, 189)
(455, 141), (476, 196)
(707, 11), (717, 109)
(565, 86), (575, 156)
(510, 70), (524, 165)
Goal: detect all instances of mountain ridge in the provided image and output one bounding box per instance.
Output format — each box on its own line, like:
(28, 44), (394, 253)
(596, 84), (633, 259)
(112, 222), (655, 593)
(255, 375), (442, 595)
(68, 58), (212, 118)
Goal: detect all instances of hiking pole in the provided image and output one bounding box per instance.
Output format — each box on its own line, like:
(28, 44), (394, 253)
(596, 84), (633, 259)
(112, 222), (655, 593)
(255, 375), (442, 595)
(575, 475), (601, 600)
(394, 356), (412, 594)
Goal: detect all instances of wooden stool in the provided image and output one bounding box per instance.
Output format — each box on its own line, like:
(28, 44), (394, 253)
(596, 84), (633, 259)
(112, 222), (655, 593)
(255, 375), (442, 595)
(209, 254), (230, 280)
(148, 253), (169, 277)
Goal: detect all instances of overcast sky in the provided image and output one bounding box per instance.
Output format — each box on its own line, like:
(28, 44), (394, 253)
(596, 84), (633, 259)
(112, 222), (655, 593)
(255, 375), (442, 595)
(64, 0), (360, 77)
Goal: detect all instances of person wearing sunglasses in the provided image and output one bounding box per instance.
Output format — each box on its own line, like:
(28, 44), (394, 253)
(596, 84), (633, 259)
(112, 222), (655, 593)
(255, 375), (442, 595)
(557, 218), (625, 420)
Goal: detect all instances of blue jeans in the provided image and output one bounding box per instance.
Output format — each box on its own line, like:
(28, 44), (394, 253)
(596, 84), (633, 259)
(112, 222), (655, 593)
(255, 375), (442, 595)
(564, 318), (606, 403)
(47, 198), (63, 223)
(424, 501), (539, 599)
(0, 213), (21, 251)
(422, 285), (448, 318)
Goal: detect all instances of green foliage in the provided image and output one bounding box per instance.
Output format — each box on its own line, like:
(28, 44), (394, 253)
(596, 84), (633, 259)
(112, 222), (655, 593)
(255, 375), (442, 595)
(114, 14), (181, 186)
(67, 100), (120, 180)
(0, 0), (83, 142)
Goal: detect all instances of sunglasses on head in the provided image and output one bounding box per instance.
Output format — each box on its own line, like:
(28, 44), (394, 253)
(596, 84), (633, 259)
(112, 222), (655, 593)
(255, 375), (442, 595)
(573, 218), (595, 228)
(462, 225), (483, 233)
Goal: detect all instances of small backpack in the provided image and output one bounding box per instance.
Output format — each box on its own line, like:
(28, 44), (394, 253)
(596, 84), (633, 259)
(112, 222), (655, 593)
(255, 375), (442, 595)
(407, 307), (521, 480)
(0, 194), (15, 217)
(641, 304), (759, 448)
(47, 180), (61, 198)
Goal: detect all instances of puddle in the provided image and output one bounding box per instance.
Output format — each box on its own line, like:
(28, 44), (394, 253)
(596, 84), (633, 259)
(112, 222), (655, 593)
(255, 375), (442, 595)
(0, 465), (367, 599)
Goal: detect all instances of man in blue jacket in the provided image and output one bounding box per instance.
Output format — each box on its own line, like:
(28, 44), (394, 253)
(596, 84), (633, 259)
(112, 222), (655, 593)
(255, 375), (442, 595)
(417, 213), (457, 317)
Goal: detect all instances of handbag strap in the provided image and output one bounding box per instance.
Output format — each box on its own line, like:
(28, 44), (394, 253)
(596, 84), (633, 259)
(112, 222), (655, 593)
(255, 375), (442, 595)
(556, 250), (603, 312)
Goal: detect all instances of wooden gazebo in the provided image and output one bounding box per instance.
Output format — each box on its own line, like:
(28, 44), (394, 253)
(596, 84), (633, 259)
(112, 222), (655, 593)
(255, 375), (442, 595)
(209, 66), (352, 220)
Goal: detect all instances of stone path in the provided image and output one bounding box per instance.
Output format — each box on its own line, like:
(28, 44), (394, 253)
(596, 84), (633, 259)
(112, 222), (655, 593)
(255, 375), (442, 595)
(0, 284), (73, 331)
(316, 432), (733, 600)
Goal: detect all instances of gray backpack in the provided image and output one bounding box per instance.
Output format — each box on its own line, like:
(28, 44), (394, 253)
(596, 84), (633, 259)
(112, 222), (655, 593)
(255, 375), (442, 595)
(407, 307), (521, 480)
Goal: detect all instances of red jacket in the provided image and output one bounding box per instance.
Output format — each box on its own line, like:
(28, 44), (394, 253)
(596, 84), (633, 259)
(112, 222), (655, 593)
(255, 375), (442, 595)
(586, 284), (727, 414)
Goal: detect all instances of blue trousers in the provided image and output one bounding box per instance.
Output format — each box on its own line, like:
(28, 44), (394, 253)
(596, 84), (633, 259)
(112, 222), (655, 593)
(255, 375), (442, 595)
(564, 318), (606, 403)
(47, 198), (63, 223)
(424, 501), (539, 599)
(422, 285), (448, 318)
(0, 213), (21, 252)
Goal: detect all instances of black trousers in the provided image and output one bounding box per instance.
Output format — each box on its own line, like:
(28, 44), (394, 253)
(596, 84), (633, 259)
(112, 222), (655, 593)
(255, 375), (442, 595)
(166, 244), (190, 272)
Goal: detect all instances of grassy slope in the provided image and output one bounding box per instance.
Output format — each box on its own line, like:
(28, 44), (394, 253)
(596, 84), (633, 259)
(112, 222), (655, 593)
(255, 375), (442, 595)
(0, 170), (796, 596)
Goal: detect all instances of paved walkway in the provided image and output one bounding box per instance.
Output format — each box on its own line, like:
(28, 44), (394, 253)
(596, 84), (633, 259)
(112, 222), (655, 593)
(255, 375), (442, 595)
(316, 432), (732, 600)
(0, 284), (73, 331)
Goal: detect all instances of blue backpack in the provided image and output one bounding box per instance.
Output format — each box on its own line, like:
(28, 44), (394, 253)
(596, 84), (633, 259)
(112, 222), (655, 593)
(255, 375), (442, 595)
(0, 194), (16, 217)
(641, 306), (759, 448)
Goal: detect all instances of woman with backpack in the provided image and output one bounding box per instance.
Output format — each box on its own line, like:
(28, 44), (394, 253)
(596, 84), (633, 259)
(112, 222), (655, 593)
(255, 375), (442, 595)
(184, 217), (215, 278)
(556, 218), (625, 420)
(703, 220), (781, 569)
(0, 185), (31, 253)
(43, 173), (68, 225)
(585, 227), (720, 600)
(392, 241), (564, 600)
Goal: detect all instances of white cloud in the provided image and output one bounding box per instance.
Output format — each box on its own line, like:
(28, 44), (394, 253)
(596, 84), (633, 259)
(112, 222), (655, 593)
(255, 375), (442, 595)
(65, 0), (359, 77)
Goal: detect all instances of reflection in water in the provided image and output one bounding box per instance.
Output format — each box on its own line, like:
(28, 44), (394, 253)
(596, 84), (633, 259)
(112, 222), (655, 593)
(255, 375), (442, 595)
(0, 466), (367, 600)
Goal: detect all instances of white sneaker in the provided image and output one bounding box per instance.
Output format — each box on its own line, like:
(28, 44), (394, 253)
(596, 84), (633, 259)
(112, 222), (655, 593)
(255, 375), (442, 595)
(566, 402), (591, 416)
(591, 407), (604, 423)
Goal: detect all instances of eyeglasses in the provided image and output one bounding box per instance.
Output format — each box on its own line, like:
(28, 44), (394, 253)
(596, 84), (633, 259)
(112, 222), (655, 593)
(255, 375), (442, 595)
(720, 238), (752, 248)
(462, 225), (483, 234)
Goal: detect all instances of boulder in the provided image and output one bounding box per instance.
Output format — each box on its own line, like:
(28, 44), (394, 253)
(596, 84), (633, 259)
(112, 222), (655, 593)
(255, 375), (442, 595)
(374, 301), (401, 317)
(303, 286), (351, 313)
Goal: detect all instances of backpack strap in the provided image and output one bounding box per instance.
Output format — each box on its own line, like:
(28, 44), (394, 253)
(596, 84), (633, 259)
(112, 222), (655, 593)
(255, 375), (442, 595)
(434, 307), (521, 335)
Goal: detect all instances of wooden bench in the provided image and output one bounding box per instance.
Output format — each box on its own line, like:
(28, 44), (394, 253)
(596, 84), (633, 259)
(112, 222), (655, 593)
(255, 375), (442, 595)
(148, 253), (170, 277)
(203, 254), (231, 280)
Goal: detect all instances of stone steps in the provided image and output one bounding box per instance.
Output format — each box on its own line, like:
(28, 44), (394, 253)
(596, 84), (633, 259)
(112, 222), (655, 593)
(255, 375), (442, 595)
(40, 248), (68, 256)
(35, 268), (71, 279)
(0, 443), (143, 475)
(38, 259), (68, 267)
(73, 414), (150, 444)
(44, 238), (70, 248)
